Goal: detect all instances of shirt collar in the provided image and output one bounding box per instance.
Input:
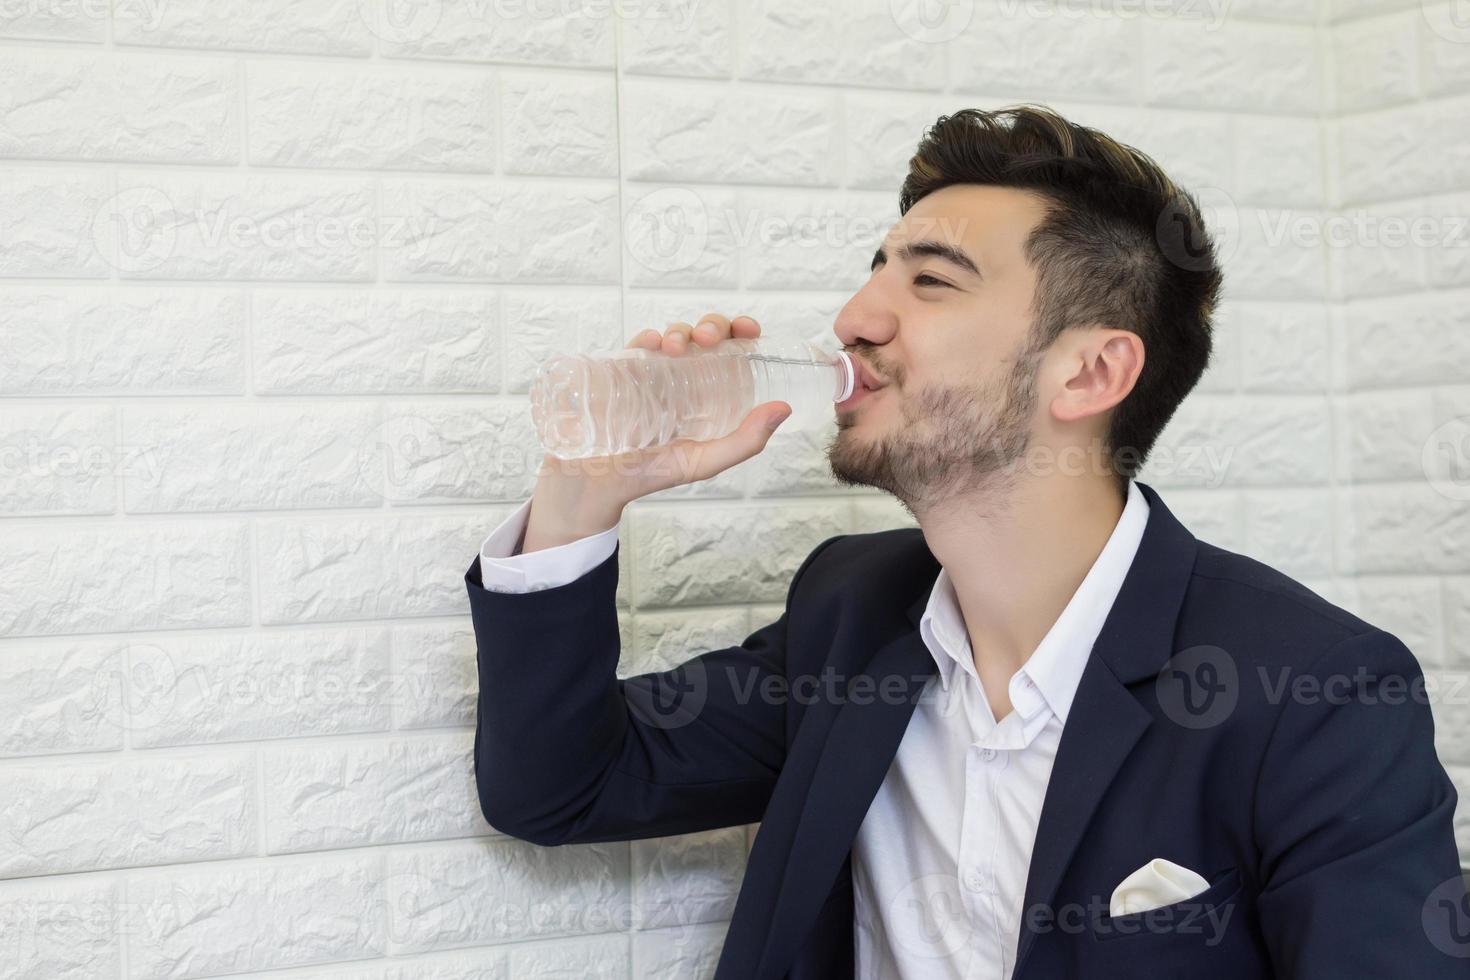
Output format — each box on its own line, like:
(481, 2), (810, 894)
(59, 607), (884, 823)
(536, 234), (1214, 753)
(918, 478), (1151, 727)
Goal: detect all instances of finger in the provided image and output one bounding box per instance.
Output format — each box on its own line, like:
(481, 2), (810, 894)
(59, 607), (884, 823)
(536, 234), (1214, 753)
(657, 400), (792, 484)
(626, 328), (662, 350)
(662, 321), (695, 354)
(692, 313), (730, 346)
(730, 315), (761, 338)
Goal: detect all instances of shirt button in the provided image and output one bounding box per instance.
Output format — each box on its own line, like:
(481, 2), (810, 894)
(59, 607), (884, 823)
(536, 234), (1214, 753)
(980, 747), (997, 761)
(964, 870), (985, 892)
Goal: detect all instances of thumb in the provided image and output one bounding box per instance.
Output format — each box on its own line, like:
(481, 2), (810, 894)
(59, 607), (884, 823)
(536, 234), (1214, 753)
(664, 401), (792, 484)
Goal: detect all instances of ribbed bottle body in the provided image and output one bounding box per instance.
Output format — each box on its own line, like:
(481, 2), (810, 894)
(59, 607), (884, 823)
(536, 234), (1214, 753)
(529, 337), (851, 459)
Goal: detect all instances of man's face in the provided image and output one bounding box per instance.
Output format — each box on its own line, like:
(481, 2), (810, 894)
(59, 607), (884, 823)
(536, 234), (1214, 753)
(826, 183), (1052, 509)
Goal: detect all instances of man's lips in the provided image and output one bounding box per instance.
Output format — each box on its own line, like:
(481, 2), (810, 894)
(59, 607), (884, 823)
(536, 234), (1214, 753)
(837, 381), (885, 411)
(853, 359), (888, 392)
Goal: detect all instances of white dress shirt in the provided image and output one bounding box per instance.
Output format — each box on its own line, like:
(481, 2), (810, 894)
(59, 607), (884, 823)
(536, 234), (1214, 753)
(852, 478), (1148, 979)
(475, 496), (619, 593)
(473, 481), (1149, 980)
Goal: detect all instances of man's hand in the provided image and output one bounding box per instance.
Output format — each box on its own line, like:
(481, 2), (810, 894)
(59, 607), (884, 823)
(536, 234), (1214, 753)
(521, 314), (792, 553)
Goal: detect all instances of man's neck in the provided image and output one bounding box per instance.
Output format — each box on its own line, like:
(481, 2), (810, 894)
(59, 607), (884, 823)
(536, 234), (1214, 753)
(915, 474), (1128, 720)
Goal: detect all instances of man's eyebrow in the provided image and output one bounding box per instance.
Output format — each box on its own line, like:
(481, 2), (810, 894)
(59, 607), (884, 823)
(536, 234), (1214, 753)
(869, 240), (981, 278)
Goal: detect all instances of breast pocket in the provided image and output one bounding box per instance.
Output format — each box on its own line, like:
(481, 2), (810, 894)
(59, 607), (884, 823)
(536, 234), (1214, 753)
(1090, 866), (1243, 946)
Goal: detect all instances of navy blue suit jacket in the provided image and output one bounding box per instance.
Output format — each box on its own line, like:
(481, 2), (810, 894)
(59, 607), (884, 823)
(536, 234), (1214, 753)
(466, 480), (1469, 978)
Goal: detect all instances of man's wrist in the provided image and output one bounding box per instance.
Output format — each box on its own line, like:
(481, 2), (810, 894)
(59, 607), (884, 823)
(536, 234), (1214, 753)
(521, 494), (624, 554)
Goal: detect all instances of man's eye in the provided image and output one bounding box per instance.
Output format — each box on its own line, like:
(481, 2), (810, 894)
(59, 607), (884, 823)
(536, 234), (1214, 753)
(914, 274), (950, 288)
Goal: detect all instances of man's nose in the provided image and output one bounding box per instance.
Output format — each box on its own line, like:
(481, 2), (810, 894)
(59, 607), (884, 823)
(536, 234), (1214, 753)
(833, 290), (899, 349)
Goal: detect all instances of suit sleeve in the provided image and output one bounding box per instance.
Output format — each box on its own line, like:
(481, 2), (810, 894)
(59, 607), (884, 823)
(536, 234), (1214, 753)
(1253, 627), (1470, 976)
(466, 530), (845, 847)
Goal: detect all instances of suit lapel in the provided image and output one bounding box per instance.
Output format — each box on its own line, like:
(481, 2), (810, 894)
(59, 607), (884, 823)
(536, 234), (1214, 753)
(752, 585), (938, 980)
(1010, 659), (1152, 971)
(1011, 480), (1199, 975)
(741, 480), (1197, 980)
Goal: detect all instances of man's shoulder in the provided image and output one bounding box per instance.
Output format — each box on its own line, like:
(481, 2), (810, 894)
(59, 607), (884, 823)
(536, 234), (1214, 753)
(789, 526), (933, 608)
(800, 526), (931, 578)
(1184, 538), (1416, 680)
(1190, 539), (1370, 633)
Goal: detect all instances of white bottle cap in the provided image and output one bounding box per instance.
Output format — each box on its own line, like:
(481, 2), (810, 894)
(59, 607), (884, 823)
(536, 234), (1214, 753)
(835, 350), (855, 402)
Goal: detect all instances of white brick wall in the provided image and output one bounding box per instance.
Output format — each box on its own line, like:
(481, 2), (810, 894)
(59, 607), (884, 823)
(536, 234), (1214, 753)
(1, 0), (1467, 976)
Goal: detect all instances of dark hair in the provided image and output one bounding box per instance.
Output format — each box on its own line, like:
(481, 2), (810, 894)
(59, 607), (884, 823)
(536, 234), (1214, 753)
(900, 104), (1223, 495)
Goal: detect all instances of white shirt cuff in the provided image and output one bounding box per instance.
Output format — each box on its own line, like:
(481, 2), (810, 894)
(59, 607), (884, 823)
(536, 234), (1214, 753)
(477, 497), (620, 593)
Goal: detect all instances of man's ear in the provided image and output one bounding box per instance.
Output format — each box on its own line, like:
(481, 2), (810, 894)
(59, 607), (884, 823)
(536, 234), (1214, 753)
(1050, 328), (1144, 424)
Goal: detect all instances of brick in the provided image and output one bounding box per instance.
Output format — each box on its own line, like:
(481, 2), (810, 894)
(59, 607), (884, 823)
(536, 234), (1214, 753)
(248, 63), (494, 172)
(0, 50), (236, 164)
(254, 288), (498, 394)
(1150, 394), (1331, 489)
(1331, 11), (1420, 112)
(1145, 19), (1319, 113)
(125, 855), (383, 978)
(265, 733), (481, 852)
(256, 514), (492, 624)
(0, 169), (112, 278)
(361, 401), (539, 504)
(504, 288), (621, 393)
(0, 0), (108, 41)
(382, 178), (618, 283)
(123, 402), (382, 512)
(621, 185), (740, 289)
(0, 752), (255, 878)
(737, 189), (892, 292)
(130, 627), (393, 748)
(109, 172), (376, 281)
(1338, 484), (1470, 573)
(0, 520), (250, 636)
(0, 288), (244, 395)
(628, 503), (848, 607)
(0, 404), (116, 515)
(390, 622), (477, 730)
(385, 839), (629, 950)
(114, 0), (373, 55)
(0, 876), (118, 978)
(372, 0), (614, 67)
(951, 6), (1139, 102)
(501, 70), (616, 177)
(631, 825), (745, 930)
(0, 639), (125, 757)
(620, 0), (732, 78)
(622, 79), (838, 186)
(626, 606), (749, 677)
(739, 0), (939, 90)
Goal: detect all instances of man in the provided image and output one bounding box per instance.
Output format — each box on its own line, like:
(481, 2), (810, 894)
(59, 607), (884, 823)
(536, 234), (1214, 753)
(465, 106), (1468, 978)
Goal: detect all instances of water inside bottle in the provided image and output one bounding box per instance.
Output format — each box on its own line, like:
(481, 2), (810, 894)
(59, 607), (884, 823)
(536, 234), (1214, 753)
(530, 340), (847, 458)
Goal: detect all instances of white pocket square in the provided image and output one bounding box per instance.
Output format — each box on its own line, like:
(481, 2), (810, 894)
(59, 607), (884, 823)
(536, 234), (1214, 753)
(1109, 858), (1210, 917)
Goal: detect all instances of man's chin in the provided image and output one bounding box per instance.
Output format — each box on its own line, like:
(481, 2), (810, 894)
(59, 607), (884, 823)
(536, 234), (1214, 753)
(826, 436), (897, 493)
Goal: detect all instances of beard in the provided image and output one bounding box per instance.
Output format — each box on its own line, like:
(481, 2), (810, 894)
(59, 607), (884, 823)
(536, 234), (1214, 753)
(824, 343), (1043, 518)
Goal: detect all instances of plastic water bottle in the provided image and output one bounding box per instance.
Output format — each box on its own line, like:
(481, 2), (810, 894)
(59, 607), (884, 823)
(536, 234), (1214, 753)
(529, 336), (856, 459)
